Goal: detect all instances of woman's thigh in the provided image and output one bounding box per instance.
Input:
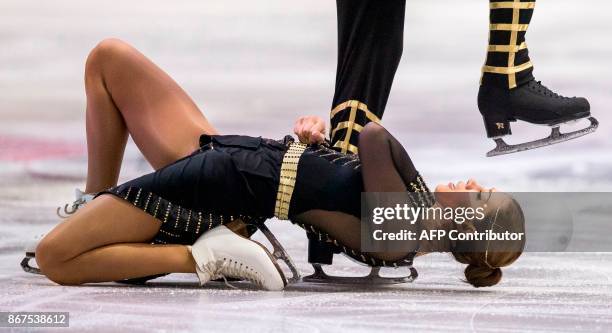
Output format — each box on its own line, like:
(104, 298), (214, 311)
(37, 194), (161, 263)
(88, 38), (219, 169)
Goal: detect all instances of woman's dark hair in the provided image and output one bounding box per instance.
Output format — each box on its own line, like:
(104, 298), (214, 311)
(451, 195), (526, 288)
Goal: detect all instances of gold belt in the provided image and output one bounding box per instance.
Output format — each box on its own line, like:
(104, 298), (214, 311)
(274, 142), (307, 220)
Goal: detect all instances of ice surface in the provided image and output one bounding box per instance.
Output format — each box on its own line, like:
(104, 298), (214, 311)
(1, 0), (611, 332)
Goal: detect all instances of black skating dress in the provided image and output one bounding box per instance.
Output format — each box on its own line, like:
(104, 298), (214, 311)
(97, 124), (434, 269)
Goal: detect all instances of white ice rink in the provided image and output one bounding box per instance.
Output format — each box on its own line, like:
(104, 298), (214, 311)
(1, 0), (611, 332)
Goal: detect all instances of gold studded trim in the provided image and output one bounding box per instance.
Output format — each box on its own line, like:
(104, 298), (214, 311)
(274, 142), (307, 220)
(408, 173), (436, 207)
(100, 185), (252, 245)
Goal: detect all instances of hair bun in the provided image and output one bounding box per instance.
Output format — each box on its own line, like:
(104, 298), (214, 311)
(465, 264), (502, 288)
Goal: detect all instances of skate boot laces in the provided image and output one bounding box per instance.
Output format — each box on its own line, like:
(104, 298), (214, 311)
(528, 80), (569, 99)
(201, 258), (266, 289)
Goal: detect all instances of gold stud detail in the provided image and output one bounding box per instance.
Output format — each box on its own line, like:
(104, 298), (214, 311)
(196, 212), (202, 234)
(174, 206), (181, 228)
(133, 188), (142, 206)
(153, 197), (162, 218)
(185, 210), (192, 232)
(143, 193), (152, 212)
(274, 142), (307, 220)
(163, 203), (171, 224)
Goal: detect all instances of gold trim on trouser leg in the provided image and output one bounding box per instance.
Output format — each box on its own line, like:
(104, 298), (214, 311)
(274, 142), (307, 220)
(330, 100), (381, 154)
(490, 2), (535, 9)
(483, 61), (533, 75)
(507, 0), (521, 88)
(334, 141), (360, 155)
(330, 100), (381, 123)
(488, 24), (529, 32)
(330, 122), (363, 140)
(341, 101), (359, 153)
(482, 1), (536, 89)
(488, 42), (527, 53)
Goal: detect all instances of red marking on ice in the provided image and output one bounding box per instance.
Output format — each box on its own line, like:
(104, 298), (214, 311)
(0, 135), (85, 161)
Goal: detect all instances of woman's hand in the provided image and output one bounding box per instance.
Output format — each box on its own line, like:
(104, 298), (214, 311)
(293, 116), (326, 144)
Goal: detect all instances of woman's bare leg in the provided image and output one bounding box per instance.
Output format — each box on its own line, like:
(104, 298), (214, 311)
(84, 38), (218, 192)
(45, 243), (195, 285)
(37, 195), (195, 285)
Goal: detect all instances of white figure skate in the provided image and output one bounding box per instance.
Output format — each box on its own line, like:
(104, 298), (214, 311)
(189, 225), (287, 291)
(56, 188), (95, 218)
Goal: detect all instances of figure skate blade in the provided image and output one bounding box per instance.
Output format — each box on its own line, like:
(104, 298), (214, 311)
(487, 117), (598, 157)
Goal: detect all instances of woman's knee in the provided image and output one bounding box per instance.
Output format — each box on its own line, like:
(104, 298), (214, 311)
(85, 38), (133, 78)
(36, 235), (81, 285)
(36, 235), (60, 270)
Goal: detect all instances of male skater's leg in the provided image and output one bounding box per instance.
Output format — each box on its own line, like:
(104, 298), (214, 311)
(330, 0), (406, 154)
(479, 0), (593, 155)
(301, 0), (407, 273)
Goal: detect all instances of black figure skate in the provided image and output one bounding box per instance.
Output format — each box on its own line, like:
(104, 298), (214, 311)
(255, 221), (419, 285)
(300, 225), (418, 285)
(479, 80), (598, 157)
(302, 238), (417, 285)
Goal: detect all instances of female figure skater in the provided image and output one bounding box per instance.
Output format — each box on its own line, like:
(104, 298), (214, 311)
(35, 39), (525, 291)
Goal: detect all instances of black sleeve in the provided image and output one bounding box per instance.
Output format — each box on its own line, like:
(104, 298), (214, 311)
(330, 0), (406, 154)
(358, 123), (435, 207)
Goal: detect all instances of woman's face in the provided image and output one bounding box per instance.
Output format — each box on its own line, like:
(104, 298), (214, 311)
(434, 179), (498, 208)
(435, 179), (496, 193)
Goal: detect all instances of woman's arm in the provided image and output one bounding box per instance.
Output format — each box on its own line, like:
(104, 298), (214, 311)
(293, 123), (424, 262)
(358, 122), (419, 192)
